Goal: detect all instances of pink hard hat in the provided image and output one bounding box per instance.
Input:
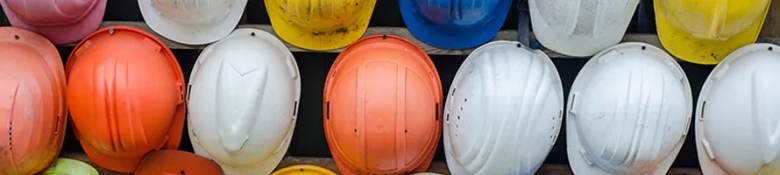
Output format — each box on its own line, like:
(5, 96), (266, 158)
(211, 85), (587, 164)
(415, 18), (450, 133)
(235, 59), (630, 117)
(0, 0), (107, 45)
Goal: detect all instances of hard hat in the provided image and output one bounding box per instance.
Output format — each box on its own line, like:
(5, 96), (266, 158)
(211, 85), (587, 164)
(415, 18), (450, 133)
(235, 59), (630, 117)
(41, 158), (99, 175)
(566, 42), (693, 175)
(139, 0), (248, 45)
(0, 27), (68, 175)
(399, 0), (513, 49)
(443, 41), (564, 175)
(529, 0), (641, 57)
(695, 43), (780, 175)
(66, 26), (186, 173)
(271, 165), (337, 175)
(187, 28), (300, 175)
(324, 35), (442, 175)
(0, 0), (106, 44)
(134, 150), (224, 175)
(265, 0), (376, 51)
(655, 0), (771, 65)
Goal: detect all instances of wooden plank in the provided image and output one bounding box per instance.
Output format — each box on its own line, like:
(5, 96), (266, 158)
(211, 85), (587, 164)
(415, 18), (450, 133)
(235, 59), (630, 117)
(64, 21), (780, 58)
(58, 152), (702, 175)
(761, 0), (780, 37)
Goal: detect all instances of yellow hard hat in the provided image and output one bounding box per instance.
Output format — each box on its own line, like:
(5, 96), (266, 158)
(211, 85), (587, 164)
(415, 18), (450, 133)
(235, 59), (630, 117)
(271, 165), (338, 175)
(265, 0), (376, 51)
(655, 0), (771, 65)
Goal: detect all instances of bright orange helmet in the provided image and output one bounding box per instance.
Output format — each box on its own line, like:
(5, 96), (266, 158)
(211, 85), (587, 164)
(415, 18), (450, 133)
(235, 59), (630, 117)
(134, 150), (223, 175)
(65, 26), (186, 173)
(0, 27), (68, 175)
(323, 35), (442, 175)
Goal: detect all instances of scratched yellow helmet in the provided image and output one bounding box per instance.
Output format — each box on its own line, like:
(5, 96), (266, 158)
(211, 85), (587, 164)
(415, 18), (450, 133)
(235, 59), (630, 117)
(265, 0), (376, 51)
(655, 0), (771, 65)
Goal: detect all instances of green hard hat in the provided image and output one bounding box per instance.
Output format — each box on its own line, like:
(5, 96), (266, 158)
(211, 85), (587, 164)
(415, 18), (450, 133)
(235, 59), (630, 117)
(41, 158), (99, 175)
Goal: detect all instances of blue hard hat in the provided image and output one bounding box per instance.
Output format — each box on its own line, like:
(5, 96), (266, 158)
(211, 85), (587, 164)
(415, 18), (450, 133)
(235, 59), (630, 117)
(399, 0), (513, 50)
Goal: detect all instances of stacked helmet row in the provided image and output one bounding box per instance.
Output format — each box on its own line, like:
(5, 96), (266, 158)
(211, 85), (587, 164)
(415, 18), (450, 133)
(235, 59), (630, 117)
(0, 1), (779, 175)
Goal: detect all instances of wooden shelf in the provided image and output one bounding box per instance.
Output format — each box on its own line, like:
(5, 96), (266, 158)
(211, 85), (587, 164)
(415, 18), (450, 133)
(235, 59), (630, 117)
(58, 152), (702, 175)
(54, 21), (777, 59)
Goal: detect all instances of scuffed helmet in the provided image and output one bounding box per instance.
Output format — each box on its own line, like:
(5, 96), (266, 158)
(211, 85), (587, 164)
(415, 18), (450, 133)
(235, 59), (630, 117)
(566, 42), (692, 175)
(187, 28), (300, 175)
(444, 41), (564, 175)
(0, 27), (68, 175)
(324, 35), (442, 175)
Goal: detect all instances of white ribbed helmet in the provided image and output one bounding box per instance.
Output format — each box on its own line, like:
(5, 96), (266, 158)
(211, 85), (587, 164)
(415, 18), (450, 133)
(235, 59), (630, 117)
(529, 0), (640, 57)
(139, 0), (247, 45)
(443, 41), (564, 175)
(696, 43), (780, 175)
(186, 28), (301, 175)
(566, 42), (692, 175)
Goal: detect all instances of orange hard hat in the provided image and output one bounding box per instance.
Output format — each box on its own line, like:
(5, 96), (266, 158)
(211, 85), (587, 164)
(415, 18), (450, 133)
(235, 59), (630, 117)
(134, 150), (223, 175)
(0, 27), (68, 175)
(65, 26), (186, 173)
(323, 35), (443, 175)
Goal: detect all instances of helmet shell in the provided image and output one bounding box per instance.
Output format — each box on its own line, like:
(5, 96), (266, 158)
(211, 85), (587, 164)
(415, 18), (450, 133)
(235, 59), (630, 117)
(323, 35), (442, 175)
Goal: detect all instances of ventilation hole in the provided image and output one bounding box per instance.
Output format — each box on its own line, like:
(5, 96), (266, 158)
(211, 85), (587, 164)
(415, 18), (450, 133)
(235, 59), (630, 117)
(250, 32), (256, 37)
(300, 168), (304, 172)
(404, 129), (407, 133)
(186, 84), (192, 102)
(292, 101), (299, 116)
(460, 107), (463, 111)
(326, 102), (330, 120)
(435, 103), (439, 121)
(354, 129), (357, 133)
(54, 115), (60, 134)
(700, 101), (706, 120)
(13, 35), (19, 40)
(769, 47), (774, 51)
(455, 134), (458, 137)
(455, 125), (458, 128)
(464, 98), (467, 102)
(451, 88), (457, 96)
(516, 43), (522, 48)
(641, 46), (646, 50)
(457, 116), (460, 120)
(331, 71), (337, 77)
(445, 113), (449, 122)
(180, 170), (185, 175)
(382, 34), (387, 39)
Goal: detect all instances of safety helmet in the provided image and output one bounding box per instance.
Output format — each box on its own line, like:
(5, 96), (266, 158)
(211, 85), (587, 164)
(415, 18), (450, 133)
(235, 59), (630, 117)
(529, 0), (640, 57)
(0, 27), (68, 175)
(41, 158), (99, 175)
(695, 43), (780, 175)
(566, 42), (693, 175)
(324, 35), (442, 175)
(187, 28), (300, 175)
(444, 41), (564, 175)
(265, 0), (376, 51)
(139, 0), (248, 45)
(399, 0), (513, 49)
(134, 150), (224, 175)
(66, 26), (186, 173)
(271, 165), (338, 175)
(0, 0), (106, 44)
(655, 0), (771, 65)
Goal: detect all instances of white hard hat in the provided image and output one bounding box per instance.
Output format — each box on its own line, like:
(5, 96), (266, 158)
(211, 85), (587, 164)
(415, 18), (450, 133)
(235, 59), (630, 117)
(566, 42), (693, 175)
(139, 0), (247, 45)
(529, 0), (640, 57)
(443, 41), (564, 175)
(696, 43), (780, 175)
(186, 28), (301, 175)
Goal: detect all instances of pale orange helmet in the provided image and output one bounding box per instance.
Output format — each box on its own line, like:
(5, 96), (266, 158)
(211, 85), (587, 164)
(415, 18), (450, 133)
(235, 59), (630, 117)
(65, 26), (186, 173)
(0, 27), (68, 175)
(323, 35), (443, 175)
